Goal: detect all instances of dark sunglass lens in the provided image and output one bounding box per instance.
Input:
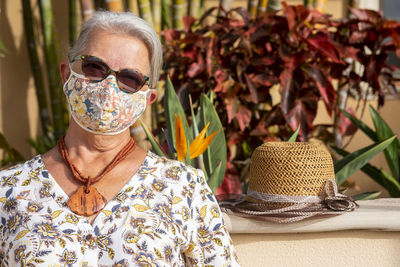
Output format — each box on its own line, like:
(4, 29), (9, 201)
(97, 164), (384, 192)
(82, 57), (109, 81)
(117, 70), (145, 93)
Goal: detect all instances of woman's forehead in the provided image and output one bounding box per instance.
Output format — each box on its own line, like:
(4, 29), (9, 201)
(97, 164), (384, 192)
(83, 30), (150, 72)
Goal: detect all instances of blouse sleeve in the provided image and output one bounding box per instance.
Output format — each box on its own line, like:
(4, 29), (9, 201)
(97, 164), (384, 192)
(183, 168), (240, 266)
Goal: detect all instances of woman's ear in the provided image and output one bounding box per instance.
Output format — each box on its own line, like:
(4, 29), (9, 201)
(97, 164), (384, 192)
(60, 62), (71, 84)
(147, 89), (158, 105)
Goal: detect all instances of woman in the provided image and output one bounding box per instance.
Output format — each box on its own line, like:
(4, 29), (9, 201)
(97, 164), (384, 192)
(0, 11), (239, 266)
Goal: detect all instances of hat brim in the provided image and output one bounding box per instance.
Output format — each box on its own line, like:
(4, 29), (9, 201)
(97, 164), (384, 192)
(217, 194), (358, 223)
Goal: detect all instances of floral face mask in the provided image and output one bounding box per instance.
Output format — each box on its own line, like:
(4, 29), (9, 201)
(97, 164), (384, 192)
(63, 69), (149, 135)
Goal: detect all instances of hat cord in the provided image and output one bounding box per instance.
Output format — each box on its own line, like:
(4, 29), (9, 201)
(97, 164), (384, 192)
(220, 179), (359, 223)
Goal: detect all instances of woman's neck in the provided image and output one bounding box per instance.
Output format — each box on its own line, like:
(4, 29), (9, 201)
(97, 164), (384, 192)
(64, 119), (132, 161)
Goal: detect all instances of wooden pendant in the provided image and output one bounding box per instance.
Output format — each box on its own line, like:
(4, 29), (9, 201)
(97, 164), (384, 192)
(67, 186), (107, 216)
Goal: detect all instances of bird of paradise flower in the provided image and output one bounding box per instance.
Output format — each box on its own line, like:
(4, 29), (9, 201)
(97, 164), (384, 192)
(174, 113), (219, 162)
(139, 114), (219, 163)
(140, 77), (227, 193)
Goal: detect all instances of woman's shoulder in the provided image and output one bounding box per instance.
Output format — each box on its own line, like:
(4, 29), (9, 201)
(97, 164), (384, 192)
(0, 155), (42, 172)
(0, 155), (43, 190)
(144, 151), (205, 182)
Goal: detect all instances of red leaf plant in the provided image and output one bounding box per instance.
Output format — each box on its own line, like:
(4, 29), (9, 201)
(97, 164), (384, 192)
(161, 3), (400, 193)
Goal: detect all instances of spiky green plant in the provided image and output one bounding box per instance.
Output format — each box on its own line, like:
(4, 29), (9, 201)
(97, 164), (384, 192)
(290, 124), (396, 200)
(141, 77), (227, 193)
(0, 134), (24, 168)
(331, 106), (400, 197)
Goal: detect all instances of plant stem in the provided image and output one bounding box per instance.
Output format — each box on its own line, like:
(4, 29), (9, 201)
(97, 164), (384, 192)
(138, 0), (154, 27)
(257, 0), (269, 17)
(127, 0), (139, 15)
(303, 0), (314, 9)
(152, 0), (161, 32)
(80, 0), (95, 21)
(314, 0), (327, 13)
(247, 0), (258, 18)
(189, 0), (201, 18)
(39, 0), (66, 140)
(69, 0), (78, 46)
(189, 95), (204, 170)
(161, 0), (171, 29)
(21, 0), (51, 136)
(172, 0), (185, 29)
(199, 0), (205, 16)
(106, 0), (124, 12)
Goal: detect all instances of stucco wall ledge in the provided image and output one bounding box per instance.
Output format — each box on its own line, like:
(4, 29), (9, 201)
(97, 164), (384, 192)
(222, 198), (400, 234)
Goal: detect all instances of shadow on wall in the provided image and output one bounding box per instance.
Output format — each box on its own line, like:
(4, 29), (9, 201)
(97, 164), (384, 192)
(0, 1), (31, 158)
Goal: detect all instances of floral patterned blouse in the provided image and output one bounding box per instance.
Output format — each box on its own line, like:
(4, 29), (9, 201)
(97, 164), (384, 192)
(0, 152), (240, 266)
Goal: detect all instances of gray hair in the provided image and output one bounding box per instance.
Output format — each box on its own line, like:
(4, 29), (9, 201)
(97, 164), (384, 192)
(68, 11), (162, 88)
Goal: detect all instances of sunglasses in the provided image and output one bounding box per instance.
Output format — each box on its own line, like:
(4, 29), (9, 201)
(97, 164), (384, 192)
(70, 55), (150, 94)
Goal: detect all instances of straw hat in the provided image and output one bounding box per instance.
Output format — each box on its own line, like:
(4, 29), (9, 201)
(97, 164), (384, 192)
(218, 142), (358, 223)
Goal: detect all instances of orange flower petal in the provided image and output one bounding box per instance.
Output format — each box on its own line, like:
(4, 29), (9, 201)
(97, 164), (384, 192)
(175, 114), (187, 162)
(190, 129), (219, 159)
(189, 122), (210, 153)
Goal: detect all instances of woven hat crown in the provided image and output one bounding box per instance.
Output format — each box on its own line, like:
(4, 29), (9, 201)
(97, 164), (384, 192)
(248, 142), (335, 198)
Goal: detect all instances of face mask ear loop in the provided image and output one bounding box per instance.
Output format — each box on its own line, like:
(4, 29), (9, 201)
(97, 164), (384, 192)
(145, 88), (151, 99)
(63, 64), (74, 89)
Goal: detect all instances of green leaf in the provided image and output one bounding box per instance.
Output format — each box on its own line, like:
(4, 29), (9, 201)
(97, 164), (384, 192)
(27, 138), (41, 154)
(367, 168), (400, 197)
(207, 161), (222, 194)
(352, 191), (381, 200)
(0, 133), (24, 166)
(199, 94), (226, 190)
(287, 125), (300, 142)
(189, 95), (199, 138)
(189, 95), (203, 170)
(161, 0), (171, 28)
(164, 76), (193, 163)
(369, 105), (400, 180)
(27, 134), (55, 155)
(360, 165), (400, 197)
(139, 119), (166, 157)
(0, 39), (7, 56)
(334, 136), (396, 185)
(332, 145), (400, 197)
(0, 133), (10, 150)
(340, 109), (378, 142)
